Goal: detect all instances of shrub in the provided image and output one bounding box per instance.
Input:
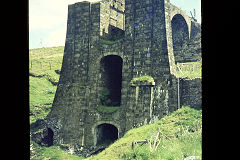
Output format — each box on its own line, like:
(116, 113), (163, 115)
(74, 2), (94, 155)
(99, 89), (112, 106)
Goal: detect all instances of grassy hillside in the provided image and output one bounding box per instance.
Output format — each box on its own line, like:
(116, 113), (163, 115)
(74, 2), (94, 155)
(87, 106), (202, 160)
(29, 46), (64, 123)
(29, 46), (202, 160)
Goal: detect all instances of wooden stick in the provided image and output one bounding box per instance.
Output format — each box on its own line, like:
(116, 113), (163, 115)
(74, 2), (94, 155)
(132, 140), (148, 149)
(177, 64), (184, 75)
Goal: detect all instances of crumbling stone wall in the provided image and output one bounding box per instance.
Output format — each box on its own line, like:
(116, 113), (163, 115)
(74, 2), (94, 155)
(45, 0), (201, 157)
(100, 0), (125, 38)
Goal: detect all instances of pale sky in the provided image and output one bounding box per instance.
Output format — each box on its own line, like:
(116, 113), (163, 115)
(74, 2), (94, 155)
(29, 0), (201, 49)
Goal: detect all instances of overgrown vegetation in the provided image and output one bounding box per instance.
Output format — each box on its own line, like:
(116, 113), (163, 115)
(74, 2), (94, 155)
(99, 89), (112, 106)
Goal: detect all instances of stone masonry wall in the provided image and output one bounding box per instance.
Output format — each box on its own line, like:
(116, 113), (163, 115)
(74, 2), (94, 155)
(46, 0), (201, 157)
(180, 78), (202, 108)
(100, 0), (125, 36)
(173, 21), (201, 63)
(165, 2), (201, 63)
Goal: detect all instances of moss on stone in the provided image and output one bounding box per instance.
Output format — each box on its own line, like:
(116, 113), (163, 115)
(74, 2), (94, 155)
(96, 106), (120, 113)
(130, 75), (154, 85)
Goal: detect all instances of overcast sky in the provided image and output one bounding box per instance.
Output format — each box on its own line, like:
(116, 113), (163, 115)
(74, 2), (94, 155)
(29, 0), (201, 49)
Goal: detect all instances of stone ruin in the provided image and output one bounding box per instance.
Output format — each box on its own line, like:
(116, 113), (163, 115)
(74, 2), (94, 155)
(34, 0), (201, 156)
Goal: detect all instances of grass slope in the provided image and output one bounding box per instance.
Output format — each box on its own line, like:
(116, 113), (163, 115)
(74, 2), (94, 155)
(29, 46), (64, 124)
(87, 106), (202, 160)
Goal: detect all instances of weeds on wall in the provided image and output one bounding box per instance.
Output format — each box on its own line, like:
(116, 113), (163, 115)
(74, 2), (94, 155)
(99, 89), (112, 106)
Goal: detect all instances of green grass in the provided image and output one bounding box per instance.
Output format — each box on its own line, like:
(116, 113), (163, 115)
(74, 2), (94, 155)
(29, 76), (57, 123)
(87, 106), (202, 160)
(29, 46), (64, 124)
(96, 106), (120, 113)
(175, 61), (202, 79)
(30, 140), (83, 160)
(36, 146), (83, 160)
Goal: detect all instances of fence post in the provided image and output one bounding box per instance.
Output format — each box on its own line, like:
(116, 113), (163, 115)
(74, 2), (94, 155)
(177, 77), (180, 109)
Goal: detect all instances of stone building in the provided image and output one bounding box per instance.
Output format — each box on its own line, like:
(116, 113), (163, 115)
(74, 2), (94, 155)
(45, 0), (201, 156)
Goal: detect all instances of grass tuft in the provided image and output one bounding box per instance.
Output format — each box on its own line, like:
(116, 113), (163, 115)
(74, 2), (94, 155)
(96, 106), (120, 113)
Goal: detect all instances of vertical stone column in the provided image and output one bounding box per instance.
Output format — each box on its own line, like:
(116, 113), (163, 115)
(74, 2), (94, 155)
(164, 0), (176, 75)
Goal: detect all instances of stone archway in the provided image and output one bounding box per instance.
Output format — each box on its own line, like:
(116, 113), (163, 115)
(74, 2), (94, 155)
(42, 128), (54, 147)
(171, 14), (189, 48)
(95, 123), (118, 146)
(171, 14), (190, 63)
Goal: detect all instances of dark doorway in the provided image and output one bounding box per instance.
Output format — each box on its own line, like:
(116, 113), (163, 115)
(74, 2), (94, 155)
(100, 55), (122, 106)
(96, 123), (118, 146)
(42, 128), (54, 147)
(171, 14), (189, 48)
(171, 14), (189, 63)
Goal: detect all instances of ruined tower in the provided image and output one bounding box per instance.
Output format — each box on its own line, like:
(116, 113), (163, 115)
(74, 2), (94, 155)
(45, 0), (201, 156)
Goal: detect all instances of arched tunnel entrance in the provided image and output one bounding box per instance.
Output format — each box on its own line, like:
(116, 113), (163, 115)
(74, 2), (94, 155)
(96, 123), (118, 146)
(99, 55), (123, 106)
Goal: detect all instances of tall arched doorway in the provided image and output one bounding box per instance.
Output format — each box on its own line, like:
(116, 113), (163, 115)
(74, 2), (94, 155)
(99, 55), (123, 106)
(96, 123), (118, 146)
(171, 14), (189, 63)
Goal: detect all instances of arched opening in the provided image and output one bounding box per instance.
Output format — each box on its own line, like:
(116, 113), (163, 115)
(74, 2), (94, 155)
(171, 14), (189, 63)
(96, 123), (118, 146)
(42, 128), (54, 147)
(99, 55), (122, 106)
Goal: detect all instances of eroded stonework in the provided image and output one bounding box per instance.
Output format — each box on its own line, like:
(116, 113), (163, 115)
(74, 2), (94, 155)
(45, 0), (201, 156)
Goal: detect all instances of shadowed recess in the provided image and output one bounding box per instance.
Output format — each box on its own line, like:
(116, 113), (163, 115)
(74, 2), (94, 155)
(96, 123), (118, 146)
(100, 55), (123, 106)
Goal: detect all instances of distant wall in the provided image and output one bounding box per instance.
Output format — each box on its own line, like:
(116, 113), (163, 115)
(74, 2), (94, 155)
(173, 21), (201, 63)
(165, 2), (201, 63)
(180, 78), (202, 108)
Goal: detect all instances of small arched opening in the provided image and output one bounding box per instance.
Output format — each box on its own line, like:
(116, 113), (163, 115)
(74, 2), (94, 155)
(96, 123), (118, 146)
(42, 128), (54, 147)
(99, 55), (123, 106)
